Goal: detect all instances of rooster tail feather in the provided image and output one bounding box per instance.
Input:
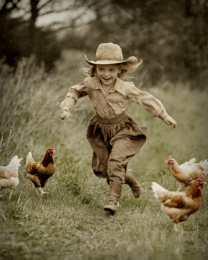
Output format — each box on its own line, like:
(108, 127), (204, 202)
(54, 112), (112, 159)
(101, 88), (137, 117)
(188, 158), (196, 164)
(26, 152), (35, 173)
(151, 182), (167, 199)
(26, 152), (34, 164)
(199, 159), (208, 175)
(10, 156), (23, 167)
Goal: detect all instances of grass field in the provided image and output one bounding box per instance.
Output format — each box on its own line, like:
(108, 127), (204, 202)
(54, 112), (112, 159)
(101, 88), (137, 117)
(0, 56), (208, 260)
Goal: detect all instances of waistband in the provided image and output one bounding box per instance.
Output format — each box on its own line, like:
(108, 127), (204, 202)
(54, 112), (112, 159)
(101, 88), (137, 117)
(96, 112), (127, 124)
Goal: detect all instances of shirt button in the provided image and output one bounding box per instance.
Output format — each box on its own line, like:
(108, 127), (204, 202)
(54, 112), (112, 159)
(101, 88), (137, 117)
(104, 110), (108, 118)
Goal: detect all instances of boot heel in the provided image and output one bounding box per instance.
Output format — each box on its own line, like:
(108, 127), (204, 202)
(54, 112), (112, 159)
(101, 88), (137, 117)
(104, 208), (115, 216)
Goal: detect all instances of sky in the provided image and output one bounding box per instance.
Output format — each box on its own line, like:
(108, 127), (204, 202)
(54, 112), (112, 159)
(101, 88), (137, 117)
(8, 0), (89, 27)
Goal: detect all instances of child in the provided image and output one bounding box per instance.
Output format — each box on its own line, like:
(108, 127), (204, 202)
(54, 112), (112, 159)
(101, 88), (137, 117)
(60, 43), (177, 214)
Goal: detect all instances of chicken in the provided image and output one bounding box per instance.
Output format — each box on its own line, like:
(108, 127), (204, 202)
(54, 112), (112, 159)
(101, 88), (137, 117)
(165, 155), (208, 191)
(151, 174), (206, 232)
(26, 145), (55, 195)
(0, 156), (23, 201)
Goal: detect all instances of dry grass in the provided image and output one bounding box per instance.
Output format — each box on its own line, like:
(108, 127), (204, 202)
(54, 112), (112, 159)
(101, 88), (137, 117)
(0, 55), (208, 260)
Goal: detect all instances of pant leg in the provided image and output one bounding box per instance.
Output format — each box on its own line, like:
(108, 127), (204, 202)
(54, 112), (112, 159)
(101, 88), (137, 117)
(87, 133), (110, 179)
(108, 137), (142, 184)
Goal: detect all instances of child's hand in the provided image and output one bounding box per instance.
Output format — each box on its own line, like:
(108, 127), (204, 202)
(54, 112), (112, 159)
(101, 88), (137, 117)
(60, 110), (73, 120)
(163, 115), (177, 128)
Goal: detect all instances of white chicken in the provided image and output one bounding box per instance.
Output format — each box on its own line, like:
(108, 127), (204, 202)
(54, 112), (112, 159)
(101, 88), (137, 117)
(165, 155), (208, 191)
(0, 156), (23, 201)
(152, 174), (206, 232)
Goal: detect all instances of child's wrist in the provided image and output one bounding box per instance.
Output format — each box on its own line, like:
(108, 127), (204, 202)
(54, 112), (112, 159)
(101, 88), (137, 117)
(159, 110), (168, 120)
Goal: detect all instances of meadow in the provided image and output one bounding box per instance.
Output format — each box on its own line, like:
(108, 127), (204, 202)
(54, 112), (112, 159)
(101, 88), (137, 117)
(0, 55), (208, 260)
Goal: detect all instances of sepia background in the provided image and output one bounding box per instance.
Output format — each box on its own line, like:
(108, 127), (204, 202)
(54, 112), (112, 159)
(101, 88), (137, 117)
(0, 1), (208, 260)
(1, 0), (208, 88)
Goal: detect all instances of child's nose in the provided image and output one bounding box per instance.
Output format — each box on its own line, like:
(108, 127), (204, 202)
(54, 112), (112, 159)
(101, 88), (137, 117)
(104, 70), (109, 76)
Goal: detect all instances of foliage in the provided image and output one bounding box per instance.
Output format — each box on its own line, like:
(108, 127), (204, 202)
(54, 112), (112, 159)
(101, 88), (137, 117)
(0, 57), (208, 259)
(0, 14), (61, 69)
(66, 0), (208, 87)
(1, 0), (208, 87)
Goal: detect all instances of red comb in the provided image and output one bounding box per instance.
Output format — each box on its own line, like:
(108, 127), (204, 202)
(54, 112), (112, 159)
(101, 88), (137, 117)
(197, 174), (206, 182)
(166, 155), (172, 160)
(50, 144), (55, 150)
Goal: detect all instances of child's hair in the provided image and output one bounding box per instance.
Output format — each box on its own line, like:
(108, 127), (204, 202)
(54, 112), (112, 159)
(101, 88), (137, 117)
(82, 62), (141, 80)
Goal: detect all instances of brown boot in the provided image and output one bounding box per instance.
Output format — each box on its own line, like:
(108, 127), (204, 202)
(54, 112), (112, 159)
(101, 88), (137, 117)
(125, 169), (141, 198)
(104, 181), (122, 213)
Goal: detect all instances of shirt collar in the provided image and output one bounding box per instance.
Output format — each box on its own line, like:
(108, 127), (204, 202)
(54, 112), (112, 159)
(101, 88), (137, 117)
(113, 77), (126, 96)
(91, 76), (127, 96)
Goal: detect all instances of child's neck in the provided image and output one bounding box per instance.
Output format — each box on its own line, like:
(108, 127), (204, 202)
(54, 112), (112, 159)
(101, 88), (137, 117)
(101, 81), (115, 95)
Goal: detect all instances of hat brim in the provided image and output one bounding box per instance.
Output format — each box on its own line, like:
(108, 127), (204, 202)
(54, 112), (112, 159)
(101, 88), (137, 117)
(85, 55), (142, 67)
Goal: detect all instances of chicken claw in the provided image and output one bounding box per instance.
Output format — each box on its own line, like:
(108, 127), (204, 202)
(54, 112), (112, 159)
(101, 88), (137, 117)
(171, 223), (179, 233)
(39, 188), (48, 196)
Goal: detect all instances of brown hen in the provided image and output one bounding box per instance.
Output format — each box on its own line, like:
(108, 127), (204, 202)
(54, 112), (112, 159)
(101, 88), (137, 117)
(152, 174), (206, 232)
(26, 145), (55, 195)
(165, 155), (208, 191)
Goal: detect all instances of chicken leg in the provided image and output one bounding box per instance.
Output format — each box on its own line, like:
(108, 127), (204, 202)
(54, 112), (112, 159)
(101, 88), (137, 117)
(8, 189), (13, 201)
(38, 187), (48, 196)
(172, 223), (179, 233)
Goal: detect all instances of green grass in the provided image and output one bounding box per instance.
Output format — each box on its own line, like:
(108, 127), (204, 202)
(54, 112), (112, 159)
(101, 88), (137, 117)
(0, 56), (208, 260)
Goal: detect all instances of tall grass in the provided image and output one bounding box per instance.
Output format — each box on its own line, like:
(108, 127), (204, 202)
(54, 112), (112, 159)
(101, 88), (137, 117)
(0, 54), (208, 260)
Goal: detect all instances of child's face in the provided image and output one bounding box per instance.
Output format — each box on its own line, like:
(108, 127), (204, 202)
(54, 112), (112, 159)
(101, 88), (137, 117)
(96, 64), (121, 88)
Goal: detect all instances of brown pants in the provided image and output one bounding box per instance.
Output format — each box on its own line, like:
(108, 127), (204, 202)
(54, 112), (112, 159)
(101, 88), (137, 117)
(87, 112), (146, 184)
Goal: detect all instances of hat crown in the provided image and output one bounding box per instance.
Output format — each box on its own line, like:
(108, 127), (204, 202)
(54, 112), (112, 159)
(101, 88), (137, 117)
(85, 42), (142, 68)
(95, 43), (123, 62)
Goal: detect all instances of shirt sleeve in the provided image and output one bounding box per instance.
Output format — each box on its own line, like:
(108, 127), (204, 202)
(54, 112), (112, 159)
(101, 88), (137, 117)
(127, 83), (168, 119)
(60, 77), (89, 112)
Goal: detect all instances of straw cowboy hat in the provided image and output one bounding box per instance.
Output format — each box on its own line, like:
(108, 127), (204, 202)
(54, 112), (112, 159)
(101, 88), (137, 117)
(85, 43), (143, 69)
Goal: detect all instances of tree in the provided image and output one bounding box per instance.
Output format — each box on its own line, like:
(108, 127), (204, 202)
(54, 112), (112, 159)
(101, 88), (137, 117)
(0, 0), (21, 14)
(0, 0), (69, 68)
(1, 0), (208, 86)
(0, 0), (114, 68)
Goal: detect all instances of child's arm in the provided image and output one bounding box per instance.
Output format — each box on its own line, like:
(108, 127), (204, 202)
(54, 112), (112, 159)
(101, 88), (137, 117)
(60, 78), (89, 120)
(128, 83), (177, 128)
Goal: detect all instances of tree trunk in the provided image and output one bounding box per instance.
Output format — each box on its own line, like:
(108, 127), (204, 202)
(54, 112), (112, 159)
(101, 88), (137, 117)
(29, 0), (40, 54)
